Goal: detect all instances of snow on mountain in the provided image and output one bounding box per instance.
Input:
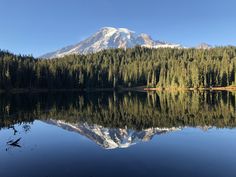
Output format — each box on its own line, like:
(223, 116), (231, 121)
(196, 43), (212, 49)
(41, 27), (182, 59)
(45, 119), (180, 149)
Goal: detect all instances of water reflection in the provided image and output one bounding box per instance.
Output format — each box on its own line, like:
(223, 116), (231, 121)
(1, 91), (236, 177)
(0, 91), (235, 150)
(46, 119), (180, 149)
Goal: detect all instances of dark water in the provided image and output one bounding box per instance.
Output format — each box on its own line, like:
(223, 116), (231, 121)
(0, 91), (236, 177)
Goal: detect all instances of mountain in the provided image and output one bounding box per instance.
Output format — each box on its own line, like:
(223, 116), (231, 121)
(196, 43), (212, 49)
(45, 119), (180, 149)
(41, 27), (182, 59)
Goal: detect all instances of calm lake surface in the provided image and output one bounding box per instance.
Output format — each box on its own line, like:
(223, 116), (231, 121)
(0, 91), (236, 177)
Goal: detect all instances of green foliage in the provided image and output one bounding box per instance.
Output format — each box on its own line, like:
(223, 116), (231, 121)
(0, 46), (236, 89)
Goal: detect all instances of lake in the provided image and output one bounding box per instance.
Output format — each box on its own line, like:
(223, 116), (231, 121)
(0, 91), (236, 177)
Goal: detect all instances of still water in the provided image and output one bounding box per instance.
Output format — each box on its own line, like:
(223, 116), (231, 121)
(0, 91), (236, 177)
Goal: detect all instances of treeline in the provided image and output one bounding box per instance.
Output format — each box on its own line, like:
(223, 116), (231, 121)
(0, 46), (236, 90)
(0, 91), (235, 129)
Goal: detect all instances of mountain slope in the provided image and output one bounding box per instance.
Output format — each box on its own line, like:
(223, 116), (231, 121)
(41, 27), (182, 59)
(196, 43), (212, 49)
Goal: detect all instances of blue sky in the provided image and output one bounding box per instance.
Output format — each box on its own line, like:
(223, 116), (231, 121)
(0, 0), (236, 57)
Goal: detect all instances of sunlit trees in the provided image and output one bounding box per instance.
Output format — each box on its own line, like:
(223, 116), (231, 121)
(0, 46), (236, 90)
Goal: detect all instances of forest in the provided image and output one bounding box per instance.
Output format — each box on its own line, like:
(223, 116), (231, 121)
(0, 46), (236, 90)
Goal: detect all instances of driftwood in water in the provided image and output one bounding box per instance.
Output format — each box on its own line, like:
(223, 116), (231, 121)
(7, 138), (21, 147)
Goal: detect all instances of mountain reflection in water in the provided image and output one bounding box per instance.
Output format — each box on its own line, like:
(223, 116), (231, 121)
(1, 91), (236, 177)
(0, 91), (235, 150)
(45, 119), (180, 149)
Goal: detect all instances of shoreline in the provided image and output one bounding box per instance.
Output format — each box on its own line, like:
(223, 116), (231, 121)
(0, 86), (147, 94)
(144, 86), (236, 92)
(0, 86), (236, 94)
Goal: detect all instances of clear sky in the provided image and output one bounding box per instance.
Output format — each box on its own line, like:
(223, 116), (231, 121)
(0, 0), (236, 57)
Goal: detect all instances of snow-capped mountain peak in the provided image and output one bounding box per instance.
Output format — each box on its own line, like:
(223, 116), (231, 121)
(41, 27), (182, 59)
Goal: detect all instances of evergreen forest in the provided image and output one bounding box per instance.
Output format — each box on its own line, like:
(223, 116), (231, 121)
(0, 46), (236, 90)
